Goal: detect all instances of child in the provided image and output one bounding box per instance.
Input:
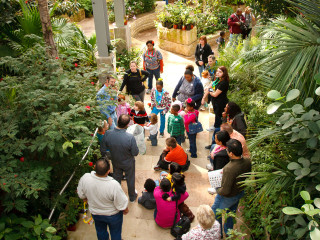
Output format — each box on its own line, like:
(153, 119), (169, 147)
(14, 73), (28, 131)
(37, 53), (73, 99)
(216, 31), (226, 51)
(144, 113), (158, 146)
(151, 80), (172, 138)
(184, 98), (199, 158)
(116, 94), (131, 120)
(167, 104), (185, 145)
(97, 120), (109, 143)
(200, 71), (210, 111)
(130, 101), (149, 126)
(138, 178), (156, 209)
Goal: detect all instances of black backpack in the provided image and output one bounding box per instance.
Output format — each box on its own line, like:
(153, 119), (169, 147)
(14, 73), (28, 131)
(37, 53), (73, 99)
(170, 200), (191, 238)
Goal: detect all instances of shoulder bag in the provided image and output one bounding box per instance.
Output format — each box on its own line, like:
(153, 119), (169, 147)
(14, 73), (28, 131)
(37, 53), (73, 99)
(188, 113), (203, 134)
(170, 200), (190, 238)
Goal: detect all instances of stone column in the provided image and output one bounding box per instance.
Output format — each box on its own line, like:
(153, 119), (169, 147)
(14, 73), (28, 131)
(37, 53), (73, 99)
(113, 0), (131, 52)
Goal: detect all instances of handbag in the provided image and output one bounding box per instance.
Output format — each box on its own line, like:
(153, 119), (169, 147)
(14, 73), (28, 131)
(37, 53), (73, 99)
(188, 113), (203, 134)
(171, 200), (191, 238)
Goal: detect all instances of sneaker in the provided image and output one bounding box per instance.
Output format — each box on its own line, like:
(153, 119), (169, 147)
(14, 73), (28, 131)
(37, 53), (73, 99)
(205, 145), (211, 149)
(154, 165), (161, 171)
(199, 107), (205, 111)
(130, 190), (138, 202)
(186, 148), (190, 152)
(206, 164), (214, 171)
(159, 133), (164, 138)
(191, 155), (197, 158)
(147, 138), (151, 141)
(206, 126), (215, 132)
(208, 188), (217, 195)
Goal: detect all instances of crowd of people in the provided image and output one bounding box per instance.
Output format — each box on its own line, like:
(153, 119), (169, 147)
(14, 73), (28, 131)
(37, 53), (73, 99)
(77, 7), (255, 240)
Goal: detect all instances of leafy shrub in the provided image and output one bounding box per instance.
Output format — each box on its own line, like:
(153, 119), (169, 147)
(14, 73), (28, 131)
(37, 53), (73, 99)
(77, 0), (93, 17)
(116, 47), (142, 71)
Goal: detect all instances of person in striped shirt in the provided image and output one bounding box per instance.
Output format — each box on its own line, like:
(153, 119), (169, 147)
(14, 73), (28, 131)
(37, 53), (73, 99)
(130, 101), (149, 126)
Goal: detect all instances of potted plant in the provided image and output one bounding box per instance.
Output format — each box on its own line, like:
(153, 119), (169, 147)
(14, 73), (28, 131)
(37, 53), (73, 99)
(186, 18), (193, 30)
(182, 25), (186, 30)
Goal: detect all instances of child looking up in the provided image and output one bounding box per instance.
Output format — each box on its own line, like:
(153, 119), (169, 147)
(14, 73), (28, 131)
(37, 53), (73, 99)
(130, 101), (149, 126)
(116, 94), (131, 120)
(167, 104), (185, 145)
(150, 80), (172, 138)
(138, 178), (156, 209)
(97, 120), (109, 144)
(144, 113), (158, 146)
(184, 98), (200, 158)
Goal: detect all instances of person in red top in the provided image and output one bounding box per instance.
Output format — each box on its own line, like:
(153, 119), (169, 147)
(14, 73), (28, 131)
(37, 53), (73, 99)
(154, 137), (188, 171)
(227, 8), (245, 48)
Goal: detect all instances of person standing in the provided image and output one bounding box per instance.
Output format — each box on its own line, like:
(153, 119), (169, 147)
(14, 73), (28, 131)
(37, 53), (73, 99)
(100, 114), (139, 202)
(150, 80), (171, 137)
(143, 40), (163, 94)
(97, 76), (118, 129)
(195, 35), (213, 76)
(242, 7), (255, 39)
(227, 8), (245, 48)
(119, 61), (149, 102)
(167, 104), (185, 145)
(211, 139), (251, 238)
(77, 157), (129, 240)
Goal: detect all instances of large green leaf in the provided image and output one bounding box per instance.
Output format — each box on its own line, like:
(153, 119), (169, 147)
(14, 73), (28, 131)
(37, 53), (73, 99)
(267, 90), (282, 99)
(267, 102), (283, 114)
(310, 228), (320, 240)
(300, 191), (310, 201)
(286, 89), (300, 102)
(283, 207), (304, 215)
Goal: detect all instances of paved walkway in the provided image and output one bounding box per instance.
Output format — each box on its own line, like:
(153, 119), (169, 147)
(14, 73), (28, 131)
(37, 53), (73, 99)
(69, 13), (218, 240)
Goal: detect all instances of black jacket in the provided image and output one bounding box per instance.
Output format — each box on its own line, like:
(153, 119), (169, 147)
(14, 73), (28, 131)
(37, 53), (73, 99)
(195, 43), (213, 66)
(120, 69), (149, 95)
(232, 113), (247, 138)
(213, 149), (229, 170)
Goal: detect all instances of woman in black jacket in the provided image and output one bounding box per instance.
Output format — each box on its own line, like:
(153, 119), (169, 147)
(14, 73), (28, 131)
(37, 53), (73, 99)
(222, 102), (247, 138)
(207, 130), (230, 171)
(195, 35), (213, 76)
(119, 61), (149, 102)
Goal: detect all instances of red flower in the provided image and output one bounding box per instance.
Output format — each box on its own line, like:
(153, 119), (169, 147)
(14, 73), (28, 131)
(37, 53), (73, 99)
(85, 106), (90, 111)
(148, 103), (151, 107)
(0, 78), (3, 81)
(25, 0), (28, 3)
(55, 57), (59, 59)
(74, 63), (78, 67)
(91, 82), (95, 85)
(14, 175), (18, 178)
(20, 157), (24, 162)
(88, 162), (93, 167)
(90, 134), (94, 136)
(3, 183), (6, 185)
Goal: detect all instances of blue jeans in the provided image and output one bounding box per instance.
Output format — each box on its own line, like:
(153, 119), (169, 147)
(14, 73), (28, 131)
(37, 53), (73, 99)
(151, 108), (166, 134)
(146, 67), (161, 90)
(226, 33), (241, 48)
(187, 132), (197, 157)
(211, 127), (220, 145)
(92, 212), (123, 240)
(149, 132), (158, 146)
(198, 65), (205, 77)
(212, 191), (244, 237)
(173, 135), (183, 145)
(108, 111), (118, 130)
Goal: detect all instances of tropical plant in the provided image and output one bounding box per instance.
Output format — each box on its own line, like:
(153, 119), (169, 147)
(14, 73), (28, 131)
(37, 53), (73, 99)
(116, 47), (142, 71)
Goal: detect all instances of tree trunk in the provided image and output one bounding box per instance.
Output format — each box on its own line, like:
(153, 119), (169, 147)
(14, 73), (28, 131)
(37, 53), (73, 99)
(38, 0), (58, 58)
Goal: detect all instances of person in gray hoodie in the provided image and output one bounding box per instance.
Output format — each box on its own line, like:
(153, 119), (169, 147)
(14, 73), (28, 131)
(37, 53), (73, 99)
(138, 178), (156, 209)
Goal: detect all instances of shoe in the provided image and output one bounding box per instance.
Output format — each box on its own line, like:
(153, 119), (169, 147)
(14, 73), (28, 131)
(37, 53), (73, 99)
(154, 165), (161, 171)
(147, 138), (151, 141)
(130, 190), (138, 202)
(205, 145), (211, 149)
(191, 155), (197, 158)
(208, 188), (217, 195)
(159, 133), (164, 138)
(207, 126), (215, 132)
(199, 107), (205, 111)
(207, 155), (211, 160)
(206, 164), (213, 171)
(122, 175), (126, 181)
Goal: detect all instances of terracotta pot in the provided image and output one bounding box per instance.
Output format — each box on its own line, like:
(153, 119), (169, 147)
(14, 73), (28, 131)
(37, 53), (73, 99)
(177, 24), (182, 29)
(124, 19), (128, 25)
(191, 24), (194, 29)
(186, 24), (192, 30)
(173, 24), (178, 29)
(182, 25), (186, 30)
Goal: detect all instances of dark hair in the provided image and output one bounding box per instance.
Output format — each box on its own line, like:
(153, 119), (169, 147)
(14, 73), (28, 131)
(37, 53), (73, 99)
(186, 99), (196, 109)
(160, 178), (171, 192)
(214, 66), (230, 82)
(144, 178), (156, 193)
(95, 157), (110, 176)
(184, 69), (193, 76)
(171, 104), (180, 112)
(146, 40), (154, 46)
(226, 139), (243, 157)
(166, 137), (177, 148)
(156, 80), (163, 87)
(216, 130), (231, 146)
(169, 162), (182, 175)
(220, 31), (225, 37)
(172, 173), (185, 187)
(118, 114), (130, 128)
(186, 65), (194, 72)
(227, 102), (242, 119)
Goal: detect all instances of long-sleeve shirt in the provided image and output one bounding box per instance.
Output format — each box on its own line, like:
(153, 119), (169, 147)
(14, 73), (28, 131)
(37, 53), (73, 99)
(217, 158), (251, 197)
(182, 222), (221, 240)
(150, 88), (172, 114)
(144, 122), (158, 135)
(227, 13), (245, 34)
(230, 130), (250, 159)
(143, 49), (163, 71)
(119, 69), (149, 95)
(167, 114), (185, 137)
(77, 171), (128, 215)
(97, 85), (117, 118)
(184, 110), (199, 132)
(116, 103), (131, 119)
(100, 128), (139, 168)
(138, 191), (156, 209)
(130, 109), (149, 125)
(194, 43), (213, 66)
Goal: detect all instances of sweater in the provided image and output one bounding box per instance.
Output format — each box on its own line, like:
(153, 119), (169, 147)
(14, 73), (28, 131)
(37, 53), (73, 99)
(138, 191), (156, 209)
(167, 114), (185, 137)
(130, 109), (149, 125)
(227, 13), (245, 34)
(195, 43), (213, 66)
(182, 222), (221, 240)
(150, 88), (172, 114)
(184, 110), (199, 132)
(217, 158), (251, 197)
(212, 148), (229, 170)
(120, 69), (149, 95)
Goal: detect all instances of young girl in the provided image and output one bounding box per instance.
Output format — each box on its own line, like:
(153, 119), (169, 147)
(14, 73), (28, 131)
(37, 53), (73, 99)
(130, 101), (149, 126)
(116, 94), (131, 120)
(144, 113), (158, 146)
(184, 98), (200, 158)
(200, 70), (210, 111)
(97, 120), (109, 144)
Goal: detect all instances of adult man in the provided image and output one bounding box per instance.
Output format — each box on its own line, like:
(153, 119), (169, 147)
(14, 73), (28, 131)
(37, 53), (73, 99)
(97, 76), (118, 129)
(227, 8), (245, 48)
(220, 123), (250, 159)
(100, 114), (139, 202)
(77, 157), (128, 240)
(154, 137), (189, 171)
(211, 139), (251, 237)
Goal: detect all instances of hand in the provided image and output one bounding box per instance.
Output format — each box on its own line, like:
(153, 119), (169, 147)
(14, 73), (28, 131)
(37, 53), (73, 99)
(166, 197), (172, 202)
(107, 117), (113, 127)
(123, 207), (129, 215)
(201, 99), (205, 105)
(172, 97), (176, 102)
(151, 106), (154, 110)
(160, 70), (163, 74)
(199, 61), (203, 66)
(222, 112), (227, 118)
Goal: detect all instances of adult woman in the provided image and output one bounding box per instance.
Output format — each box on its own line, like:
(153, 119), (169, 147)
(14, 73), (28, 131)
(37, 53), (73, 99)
(222, 102), (247, 138)
(172, 65), (204, 110)
(242, 7), (255, 39)
(195, 35), (213, 76)
(154, 178), (189, 228)
(120, 61), (149, 102)
(182, 205), (221, 240)
(202, 66), (229, 148)
(204, 55), (218, 80)
(142, 40), (163, 94)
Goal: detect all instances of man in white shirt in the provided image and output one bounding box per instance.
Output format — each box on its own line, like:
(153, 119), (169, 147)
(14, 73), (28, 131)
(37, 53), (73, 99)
(77, 157), (128, 240)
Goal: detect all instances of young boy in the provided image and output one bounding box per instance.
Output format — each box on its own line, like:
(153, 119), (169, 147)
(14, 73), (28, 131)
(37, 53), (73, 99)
(216, 31), (226, 51)
(138, 178), (156, 209)
(167, 104), (185, 145)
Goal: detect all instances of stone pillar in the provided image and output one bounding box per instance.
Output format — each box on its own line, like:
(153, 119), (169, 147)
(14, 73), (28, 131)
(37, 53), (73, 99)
(113, 0), (131, 52)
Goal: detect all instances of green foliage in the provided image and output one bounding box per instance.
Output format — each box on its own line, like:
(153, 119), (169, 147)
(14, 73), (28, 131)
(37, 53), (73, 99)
(246, 0), (292, 19)
(116, 47), (142, 71)
(77, 0), (93, 17)
(0, 214), (61, 240)
(50, 0), (81, 17)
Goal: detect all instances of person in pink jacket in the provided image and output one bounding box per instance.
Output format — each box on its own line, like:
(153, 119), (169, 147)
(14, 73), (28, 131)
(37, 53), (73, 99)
(154, 178), (189, 228)
(184, 98), (200, 158)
